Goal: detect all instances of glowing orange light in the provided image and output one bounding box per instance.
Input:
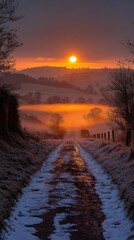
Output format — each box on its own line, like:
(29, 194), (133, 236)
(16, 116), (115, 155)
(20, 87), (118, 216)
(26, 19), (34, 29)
(69, 56), (77, 63)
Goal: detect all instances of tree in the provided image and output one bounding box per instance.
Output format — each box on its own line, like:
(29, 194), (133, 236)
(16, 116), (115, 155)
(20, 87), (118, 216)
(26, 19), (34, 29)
(0, 0), (21, 72)
(0, 85), (22, 139)
(75, 97), (86, 103)
(0, 1), (22, 141)
(104, 67), (134, 148)
(0, 85), (9, 138)
(84, 107), (102, 124)
(50, 113), (66, 138)
(80, 129), (90, 138)
(8, 91), (22, 135)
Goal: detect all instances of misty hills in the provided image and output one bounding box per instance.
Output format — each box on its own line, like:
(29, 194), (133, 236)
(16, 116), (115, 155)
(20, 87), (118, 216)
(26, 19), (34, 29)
(0, 72), (81, 91)
(0, 67), (114, 104)
(20, 66), (70, 79)
(20, 66), (113, 88)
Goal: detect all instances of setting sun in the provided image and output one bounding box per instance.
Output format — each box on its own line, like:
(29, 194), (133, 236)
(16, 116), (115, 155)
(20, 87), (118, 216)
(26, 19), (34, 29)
(69, 56), (77, 63)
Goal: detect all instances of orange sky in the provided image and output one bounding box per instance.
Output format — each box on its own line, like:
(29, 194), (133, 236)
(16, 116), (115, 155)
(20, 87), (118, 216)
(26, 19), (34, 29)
(14, 1), (134, 71)
(15, 57), (118, 70)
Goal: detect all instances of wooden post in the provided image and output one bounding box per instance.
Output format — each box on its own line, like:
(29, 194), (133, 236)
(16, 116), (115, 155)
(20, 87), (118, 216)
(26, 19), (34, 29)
(112, 130), (115, 142)
(104, 133), (106, 140)
(126, 128), (131, 146)
(108, 131), (110, 141)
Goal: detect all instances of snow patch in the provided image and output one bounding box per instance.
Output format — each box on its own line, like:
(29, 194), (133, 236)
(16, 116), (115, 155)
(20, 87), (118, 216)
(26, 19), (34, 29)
(49, 213), (75, 240)
(1, 144), (62, 240)
(78, 144), (134, 240)
(1, 144), (78, 240)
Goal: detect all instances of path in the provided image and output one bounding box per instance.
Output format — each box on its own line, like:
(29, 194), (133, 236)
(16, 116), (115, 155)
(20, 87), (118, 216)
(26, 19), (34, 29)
(34, 141), (104, 240)
(1, 141), (134, 240)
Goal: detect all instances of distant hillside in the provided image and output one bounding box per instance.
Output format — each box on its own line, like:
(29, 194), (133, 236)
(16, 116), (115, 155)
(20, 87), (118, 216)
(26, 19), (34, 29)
(0, 68), (113, 104)
(20, 66), (70, 78)
(60, 68), (112, 88)
(0, 72), (82, 91)
(20, 66), (114, 88)
(0, 72), (101, 104)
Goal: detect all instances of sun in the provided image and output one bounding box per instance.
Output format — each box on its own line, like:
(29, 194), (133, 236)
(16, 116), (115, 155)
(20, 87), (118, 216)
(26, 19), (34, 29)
(69, 56), (77, 63)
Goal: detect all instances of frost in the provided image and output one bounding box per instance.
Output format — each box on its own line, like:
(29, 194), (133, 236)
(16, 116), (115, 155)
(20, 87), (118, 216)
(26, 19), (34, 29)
(1, 144), (78, 240)
(78, 143), (134, 240)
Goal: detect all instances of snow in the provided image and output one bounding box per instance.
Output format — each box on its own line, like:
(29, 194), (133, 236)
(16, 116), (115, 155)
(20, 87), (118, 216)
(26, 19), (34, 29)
(78, 143), (134, 240)
(49, 213), (75, 240)
(1, 143), (78, 240)
(2, 139), (133, 240)
(79, 139), (134, 219)
(1, 144), (62, 240)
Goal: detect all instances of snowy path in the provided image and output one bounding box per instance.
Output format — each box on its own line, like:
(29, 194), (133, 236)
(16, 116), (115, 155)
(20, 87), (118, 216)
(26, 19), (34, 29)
(1, 141), (134, 240)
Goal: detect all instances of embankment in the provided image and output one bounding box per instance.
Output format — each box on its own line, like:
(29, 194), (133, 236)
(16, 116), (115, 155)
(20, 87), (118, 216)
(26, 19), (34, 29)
(79, 139), (134, 219)
(0, 133), (60, 229)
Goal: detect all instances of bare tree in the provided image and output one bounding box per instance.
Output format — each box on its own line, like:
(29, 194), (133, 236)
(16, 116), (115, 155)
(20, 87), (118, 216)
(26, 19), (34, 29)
(84, 107), (102, 124)
(105, 67), (134, 148)
(0, 1), (23, 140)
(50, 113), (65, 138)
(0, 0), (21, 72)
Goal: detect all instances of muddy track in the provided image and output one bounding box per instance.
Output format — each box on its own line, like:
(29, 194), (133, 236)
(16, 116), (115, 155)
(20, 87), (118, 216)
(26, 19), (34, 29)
(34, 142), (105, 240)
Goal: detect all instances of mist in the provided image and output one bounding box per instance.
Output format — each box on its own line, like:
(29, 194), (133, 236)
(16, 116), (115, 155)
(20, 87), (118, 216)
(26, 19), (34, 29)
(20, 104), (109, 135)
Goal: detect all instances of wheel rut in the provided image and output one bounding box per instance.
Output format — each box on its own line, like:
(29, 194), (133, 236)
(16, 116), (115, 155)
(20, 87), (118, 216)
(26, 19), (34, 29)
(34, 141), (105, 240)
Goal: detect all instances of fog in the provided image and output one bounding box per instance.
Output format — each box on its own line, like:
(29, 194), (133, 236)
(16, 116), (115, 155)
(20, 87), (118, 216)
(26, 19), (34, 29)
(20, 104), (109, 134)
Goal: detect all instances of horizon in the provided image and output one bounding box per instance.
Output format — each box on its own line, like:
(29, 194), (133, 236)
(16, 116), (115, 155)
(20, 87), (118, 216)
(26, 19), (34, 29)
(14, 65), (133, 74)
(15, 57), (120, 71)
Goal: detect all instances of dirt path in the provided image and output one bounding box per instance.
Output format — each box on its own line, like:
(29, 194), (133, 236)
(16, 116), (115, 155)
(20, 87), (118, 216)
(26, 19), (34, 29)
(34, 141), (105, 240)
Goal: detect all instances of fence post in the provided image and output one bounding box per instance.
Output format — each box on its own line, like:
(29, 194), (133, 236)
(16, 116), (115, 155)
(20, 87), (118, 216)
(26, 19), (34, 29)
(112, 130), (115, 142)
(108, 131), (110, 141)
(104, 132), (106, 140)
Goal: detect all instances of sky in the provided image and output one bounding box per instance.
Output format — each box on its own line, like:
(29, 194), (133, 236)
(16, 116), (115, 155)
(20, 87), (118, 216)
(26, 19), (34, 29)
(14, 0), (134, 70)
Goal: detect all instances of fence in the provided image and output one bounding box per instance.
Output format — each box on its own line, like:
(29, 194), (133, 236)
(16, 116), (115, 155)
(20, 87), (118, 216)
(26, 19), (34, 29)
(91, 130), (115, 142)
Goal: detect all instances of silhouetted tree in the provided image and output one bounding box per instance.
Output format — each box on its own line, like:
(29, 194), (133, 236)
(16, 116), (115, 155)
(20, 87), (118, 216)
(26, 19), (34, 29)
(35, 91), (42, 103)
(75, 97), (86, 103)
(46, 95), (62, 104)
(80, 129), (90, 138)
(0, 0), (21, 72)
(50, 113), (65, 138)
(0, 1), (22, 140)
(0, 85), (9, 139)
(8, 92), (22, 135)
(62, 96), (70, 103)
(0, 85), (22, 139)
(84, 107), (102, 124)
(104, 67), (134, 148)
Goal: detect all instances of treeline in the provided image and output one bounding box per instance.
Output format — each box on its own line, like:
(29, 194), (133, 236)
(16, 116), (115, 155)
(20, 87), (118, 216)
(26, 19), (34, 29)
(21, 92), (106, 104)
(0, 72), (82, 91)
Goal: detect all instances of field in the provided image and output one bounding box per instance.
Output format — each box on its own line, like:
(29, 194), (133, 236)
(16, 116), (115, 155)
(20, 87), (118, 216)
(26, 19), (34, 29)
(15, 83), (101, 103)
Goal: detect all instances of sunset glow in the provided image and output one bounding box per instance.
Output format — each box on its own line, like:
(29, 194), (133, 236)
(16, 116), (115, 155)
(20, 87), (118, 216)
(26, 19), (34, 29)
(69, 56), (77, 63)
(15, 57), (118, 70)
(20, 104), (109, 131)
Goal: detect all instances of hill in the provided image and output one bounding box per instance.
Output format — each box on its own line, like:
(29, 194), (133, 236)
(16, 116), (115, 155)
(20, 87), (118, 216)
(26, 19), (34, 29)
(20, 66), (70, 78)
(0, 72), (104, 103)
(20, 66), (113, 88)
